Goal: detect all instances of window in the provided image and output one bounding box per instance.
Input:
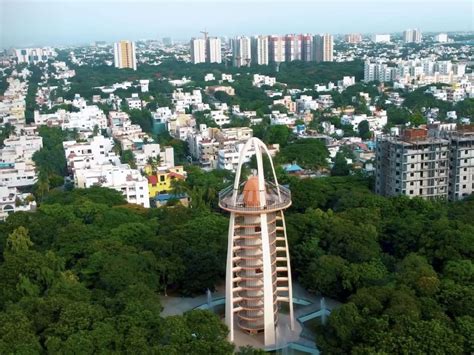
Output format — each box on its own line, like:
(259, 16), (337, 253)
(255, 226), (261, 232)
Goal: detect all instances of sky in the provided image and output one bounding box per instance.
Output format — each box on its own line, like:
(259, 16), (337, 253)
(1, 0), (473, 48)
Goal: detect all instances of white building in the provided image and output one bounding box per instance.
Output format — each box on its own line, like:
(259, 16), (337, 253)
(63, 135), (118, 175)
(251, 35), (269, 65)
(14, 47), (56, 64)
(313, 34), (334, 62)
(232, 36), (252, 67)
(75, 164), (150, 208)
(190, 38), (206, 64)
(0, 186), (36, 221)
(372, 34), (391, 43)
(126, 93), (142, 110)
(139, 80), (149, 93)
(253, 74), (276, 88)
(403, 29), (422, 43)
(269, 36), (286, 63)
(435, 33), (449, 43)
(172, 89), (202, 109)
(207, 37), (222, 63)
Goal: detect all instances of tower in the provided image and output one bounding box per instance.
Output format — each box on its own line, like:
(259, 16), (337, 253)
(114, 40), (137, 70)
(219, 138), (294, 347)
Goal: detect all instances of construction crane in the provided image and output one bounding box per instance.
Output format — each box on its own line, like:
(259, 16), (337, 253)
(200, 29), (209, 41)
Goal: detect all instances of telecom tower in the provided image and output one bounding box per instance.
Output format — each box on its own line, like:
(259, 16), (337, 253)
(219, 138), (294, 347)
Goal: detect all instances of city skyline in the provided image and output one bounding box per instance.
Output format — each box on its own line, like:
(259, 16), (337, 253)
(1, 0), (472, 48)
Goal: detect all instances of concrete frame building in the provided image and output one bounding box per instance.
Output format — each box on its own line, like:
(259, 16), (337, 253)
(285, 34), (302, 62)
(190, 38), (206, 64)
(232, 36), (252, 67)
(114, 41), (137, 70)
(301, 34), (313, 62)
(207, 37), (222, 63)
(313, 34), (333, 62)
(219, 138), (294, 347)
(251, 36), (269, 66)
(269, 36), (286, 63)
(375, 126), (474, 200)
(403, 29), (422, 43)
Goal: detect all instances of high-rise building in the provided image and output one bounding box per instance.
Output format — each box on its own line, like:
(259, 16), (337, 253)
(232, 36), (252, 67)
(345, 33), (362, 44)
(269, 35), (286, 63)
(251, 36), (269, 66)
(114, 41), (137, 70)
(285, 34), (302, 62)
(190, 38), (206, 64)
(207, 37), (222, 63)
(403, 29), (422, 43)
(14, 47), (56, 64)
(375, 126), (474, 200)
(219, 137), (294, 347)
(313, 34), (333, 62)
(372, 34), (391, 43)
(435, 33), (449, 43)
(301, 34), (313, 61)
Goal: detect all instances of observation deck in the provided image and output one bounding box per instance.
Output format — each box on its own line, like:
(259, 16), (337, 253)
(219, 181), (291, 214)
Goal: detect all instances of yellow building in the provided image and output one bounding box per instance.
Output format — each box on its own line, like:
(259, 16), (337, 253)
(146, 166), (185, 198)
(114, 40), (137, 70)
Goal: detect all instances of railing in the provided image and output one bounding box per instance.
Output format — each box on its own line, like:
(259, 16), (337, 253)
(219, 181), (291, 212)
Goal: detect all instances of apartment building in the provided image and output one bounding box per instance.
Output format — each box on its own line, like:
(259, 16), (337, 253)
(269, 36), (286, 63)
(232, 36), (252, 67)
(114, 41), (137, 70)
(190, 38), (206, 64)
(251, 36), (269, 65)
(75, 163), (150, 208)
(375, 126), (474, 200)
(313, 34), (333, 62)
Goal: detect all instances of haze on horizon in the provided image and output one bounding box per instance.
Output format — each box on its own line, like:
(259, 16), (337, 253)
(1, 0), (473, 49)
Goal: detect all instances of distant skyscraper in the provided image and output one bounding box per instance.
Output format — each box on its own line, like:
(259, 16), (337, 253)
(269, 35), (286, 63)
(435, 33), (449, 43)
(403, 29), (422, 43)
(301, 34), (313, 61)
(313, 34), (333, 62)
(219, 137), (294, 347)
(345, 33), (362, 44)
(207, 37), (222, 63)
(190, 38), (206, 64)
(114, 41), (137, 70)
(251, 36), (269, 66)
(232, 36), (252, 67)
(372, 34), (391, 43)
(285, 34), (302, 62)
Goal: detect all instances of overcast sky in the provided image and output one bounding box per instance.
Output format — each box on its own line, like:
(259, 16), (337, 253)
(1, 0), (473, 48)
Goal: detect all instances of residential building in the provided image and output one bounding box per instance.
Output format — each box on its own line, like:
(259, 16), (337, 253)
(14, 47), (56, 64)
(375, 126), (474, 201)
(146, 166), (185, 198)
(372, 34), (391, 43)
(448, 126), (474, 200)
(0, 186), (36, 221)
(345, 33), (362, 44)
(403, 29), (422, 43)
(253, 74), (276, 88)
(301, 34), (313, 61)
(435, 33), (449, 43)
(285, 34), (302, 62)
(269, 35), (286, 63)
(251, 35), (269, 65)
(207, 37), (222, 63)
(313, 34), (333, 62)
(75, 163), (150, 208)
(114, 40), (137, 70)
(232, 36), (252, 67)
(190, 38), (206, 64)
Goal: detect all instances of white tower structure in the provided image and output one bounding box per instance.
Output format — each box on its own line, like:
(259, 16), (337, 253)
(219, 138), (294, 347)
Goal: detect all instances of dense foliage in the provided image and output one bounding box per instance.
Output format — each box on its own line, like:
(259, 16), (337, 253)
(285, 176), (474, 354)
(0, 188), (234, 353)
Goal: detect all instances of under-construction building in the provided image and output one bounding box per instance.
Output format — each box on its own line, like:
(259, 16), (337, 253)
(375, 125), (474, 200)
(219, 137), (294, 347)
